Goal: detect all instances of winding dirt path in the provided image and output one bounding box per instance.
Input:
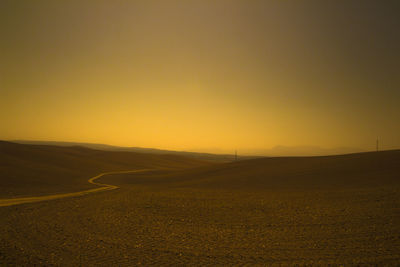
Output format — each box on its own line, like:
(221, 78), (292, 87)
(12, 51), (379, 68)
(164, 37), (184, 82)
(0, 169), (150, 207)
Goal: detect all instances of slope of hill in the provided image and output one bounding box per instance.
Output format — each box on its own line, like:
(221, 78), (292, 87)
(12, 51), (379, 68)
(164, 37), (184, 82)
(0, 141), (211, 197)
(111, 150), (400, 190)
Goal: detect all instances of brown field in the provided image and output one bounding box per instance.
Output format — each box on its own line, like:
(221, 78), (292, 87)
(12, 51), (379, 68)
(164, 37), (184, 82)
(1, 142), (400, 266)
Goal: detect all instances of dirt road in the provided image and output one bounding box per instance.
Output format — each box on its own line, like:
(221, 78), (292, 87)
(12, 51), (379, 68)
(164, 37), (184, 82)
(0, 169), (150, 207)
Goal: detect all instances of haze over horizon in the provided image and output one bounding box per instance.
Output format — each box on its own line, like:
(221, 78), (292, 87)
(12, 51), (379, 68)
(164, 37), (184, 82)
(8, 139), (369, 157)
(1, 0), (399, 153)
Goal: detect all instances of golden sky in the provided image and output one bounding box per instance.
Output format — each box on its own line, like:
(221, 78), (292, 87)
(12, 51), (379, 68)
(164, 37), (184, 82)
(1, 0), (399, 154)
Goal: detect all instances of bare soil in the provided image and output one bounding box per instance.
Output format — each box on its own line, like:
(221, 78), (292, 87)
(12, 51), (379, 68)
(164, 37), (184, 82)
(1, 146), (399, 265)
(1, 181), (399, 266)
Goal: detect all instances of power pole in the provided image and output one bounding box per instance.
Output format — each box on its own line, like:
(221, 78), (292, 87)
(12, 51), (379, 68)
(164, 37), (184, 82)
(235, 150), (237, 161)
(376, 138), (379, 152)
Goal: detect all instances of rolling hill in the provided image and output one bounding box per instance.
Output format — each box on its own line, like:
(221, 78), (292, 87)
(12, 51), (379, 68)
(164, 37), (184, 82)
(1, 142), (399, 265)
(111, 150), (400, 190)
(0, 141), (211, 197)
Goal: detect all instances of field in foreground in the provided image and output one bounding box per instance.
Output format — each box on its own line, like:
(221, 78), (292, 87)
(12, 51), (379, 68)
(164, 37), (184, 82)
(0, 145), (400, 266)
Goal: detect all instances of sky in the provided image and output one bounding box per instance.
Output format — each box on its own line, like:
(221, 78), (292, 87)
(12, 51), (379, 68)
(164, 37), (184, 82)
(1, 0), (399, 154)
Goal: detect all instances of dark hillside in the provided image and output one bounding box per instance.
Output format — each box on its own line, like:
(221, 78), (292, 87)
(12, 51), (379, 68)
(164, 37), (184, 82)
(0, 141), (211, 197)
(112, 150), (400, 190)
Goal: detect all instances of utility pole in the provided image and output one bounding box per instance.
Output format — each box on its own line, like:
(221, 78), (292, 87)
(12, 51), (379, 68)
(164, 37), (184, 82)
(376, 138), (379, 152)
(235, 150), (237, 161)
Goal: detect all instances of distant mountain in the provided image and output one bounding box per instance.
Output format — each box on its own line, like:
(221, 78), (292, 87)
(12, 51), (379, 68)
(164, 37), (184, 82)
(10, 140), (257, 162)
(10, 140), (366, 158)
(246, 145), (365, 157)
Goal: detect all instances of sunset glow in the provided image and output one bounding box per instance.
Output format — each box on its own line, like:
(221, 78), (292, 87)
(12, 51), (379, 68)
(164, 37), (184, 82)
(1, 1), (399, 154)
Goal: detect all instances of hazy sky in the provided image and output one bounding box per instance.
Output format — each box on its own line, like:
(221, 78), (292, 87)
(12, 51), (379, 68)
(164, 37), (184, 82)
(1, 0), (399, 153)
